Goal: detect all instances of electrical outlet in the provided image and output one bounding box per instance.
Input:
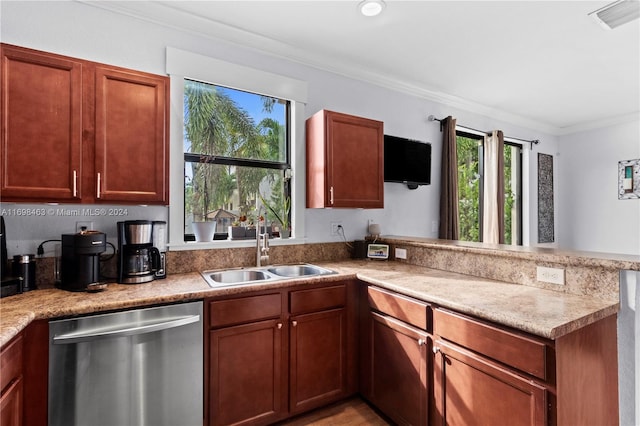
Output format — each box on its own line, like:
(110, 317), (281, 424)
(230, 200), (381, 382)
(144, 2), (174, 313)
(431, 221), (438, 233)
(76, 221), (94, 233)
(395, 248), (407, 259)
(330, 222), (342, 236)
(536, 266), (565, 285)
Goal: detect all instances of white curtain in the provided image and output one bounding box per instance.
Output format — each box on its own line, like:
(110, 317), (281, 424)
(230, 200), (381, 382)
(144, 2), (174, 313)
(482, 130), (504, 244)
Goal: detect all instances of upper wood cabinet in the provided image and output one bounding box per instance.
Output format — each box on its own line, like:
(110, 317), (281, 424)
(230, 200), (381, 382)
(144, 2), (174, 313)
(306, 109), (384, 208)
(94, 66), (168, 203)
(0, 44), (169, 205)
(0, 45), (83, 201)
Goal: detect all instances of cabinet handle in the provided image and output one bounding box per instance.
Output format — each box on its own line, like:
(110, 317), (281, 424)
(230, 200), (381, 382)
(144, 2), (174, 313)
(329, 186), (334, 205)
(418, 338), (426, 346)
(277, 323), (283, 329)
(96, 172), (101, 198)
(432, 346), (441, 354)
(291, 320), (298, 327)
(72, 170), (78, 197)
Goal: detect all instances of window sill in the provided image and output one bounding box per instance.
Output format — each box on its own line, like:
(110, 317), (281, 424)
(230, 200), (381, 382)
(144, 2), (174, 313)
(168, 237), (307, 251)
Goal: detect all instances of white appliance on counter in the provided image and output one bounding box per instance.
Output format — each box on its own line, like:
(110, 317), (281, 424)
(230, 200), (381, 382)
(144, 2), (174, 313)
(48, 301), (203, 426)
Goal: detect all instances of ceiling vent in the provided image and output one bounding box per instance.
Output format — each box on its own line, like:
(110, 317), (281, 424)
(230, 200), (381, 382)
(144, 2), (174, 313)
(589, 0), (640, 29)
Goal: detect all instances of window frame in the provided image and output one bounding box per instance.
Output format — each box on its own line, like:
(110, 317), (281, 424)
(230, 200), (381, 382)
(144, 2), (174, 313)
(166, 47), (308, 250)
(503, 140), (523, 245)
(456, 130), (485, 242)
(455, 129), (523, 245)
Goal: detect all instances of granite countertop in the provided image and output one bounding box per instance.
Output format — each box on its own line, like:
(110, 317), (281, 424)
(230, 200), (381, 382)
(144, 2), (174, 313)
(0, 260), (618, 347)
(383, 236), (640, 270)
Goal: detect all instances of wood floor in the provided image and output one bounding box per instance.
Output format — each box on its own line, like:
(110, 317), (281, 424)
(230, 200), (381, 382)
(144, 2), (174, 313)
(277, 398), (391, 425)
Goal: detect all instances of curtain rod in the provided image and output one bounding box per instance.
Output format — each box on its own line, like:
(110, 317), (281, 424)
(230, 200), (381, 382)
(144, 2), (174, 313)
(427, 115), (540, 150)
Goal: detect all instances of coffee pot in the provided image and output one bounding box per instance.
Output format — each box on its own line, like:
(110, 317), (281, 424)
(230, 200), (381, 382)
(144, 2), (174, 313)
(117, 220), (161, 284)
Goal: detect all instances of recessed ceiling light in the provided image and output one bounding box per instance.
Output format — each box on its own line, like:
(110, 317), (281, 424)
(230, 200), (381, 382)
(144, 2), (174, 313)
(589, 0), (640, 30)
(359, 0), (386, 17)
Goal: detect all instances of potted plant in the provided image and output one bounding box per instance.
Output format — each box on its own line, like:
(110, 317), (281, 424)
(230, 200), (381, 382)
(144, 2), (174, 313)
(259, 194), (291, 238)
(192, 220), (217, 242)
(228, 219), (245, 240)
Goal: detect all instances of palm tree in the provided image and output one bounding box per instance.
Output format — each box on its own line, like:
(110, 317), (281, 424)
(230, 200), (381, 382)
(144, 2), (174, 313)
(185, 80), (257, 219)
(184, 80), (285, 222)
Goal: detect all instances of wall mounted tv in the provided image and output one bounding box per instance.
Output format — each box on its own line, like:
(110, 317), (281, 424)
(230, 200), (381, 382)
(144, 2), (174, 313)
(384, 134), (432, 189)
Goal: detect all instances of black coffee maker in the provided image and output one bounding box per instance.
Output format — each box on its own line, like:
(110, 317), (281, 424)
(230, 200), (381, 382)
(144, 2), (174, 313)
(60, 231), (107, 291)
(117, 220), (161, 284)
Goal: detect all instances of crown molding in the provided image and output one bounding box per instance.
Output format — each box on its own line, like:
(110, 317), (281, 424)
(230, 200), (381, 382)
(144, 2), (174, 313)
(78, 1), (633, 137)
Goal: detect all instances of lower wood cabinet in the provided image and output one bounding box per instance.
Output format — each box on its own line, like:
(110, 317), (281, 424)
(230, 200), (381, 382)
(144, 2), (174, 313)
(206, 281), (357, 426)
(0, 334), (23, 426)
(433, 340), (547, 426)
(368, 313), (429, 426)
(360, 285), (431, 426)
(0, 320), (48, 426)
(289, 307), (347, 414)
(210, 318), (285, 426)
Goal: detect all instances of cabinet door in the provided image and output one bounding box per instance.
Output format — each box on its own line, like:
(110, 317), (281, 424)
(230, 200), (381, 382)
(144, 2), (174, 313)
(0, 377), (23, 426)
(289, 308), (347, 414)
(22, 320), (48, 426)
(325, 111), (383, 208)
(209, 319), (285, 426)
(1, 44), (82, 202)
(0, 332), (24, 426)
(366, 312), (428, 426)
(94, 66), (168, 204)
(306, 110), (383, 208)
(433, 340), (547, 426)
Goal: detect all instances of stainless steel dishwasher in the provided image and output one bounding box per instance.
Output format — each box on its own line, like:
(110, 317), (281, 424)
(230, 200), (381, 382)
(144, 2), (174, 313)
(49, 301), (203, 426)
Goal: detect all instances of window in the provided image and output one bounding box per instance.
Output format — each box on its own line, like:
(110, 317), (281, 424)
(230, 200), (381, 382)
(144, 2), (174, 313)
(166, 47), (308, 247)
(503, 142), (523, 245)
(456, 131), (522, 245)
(183, 80), (290, 239)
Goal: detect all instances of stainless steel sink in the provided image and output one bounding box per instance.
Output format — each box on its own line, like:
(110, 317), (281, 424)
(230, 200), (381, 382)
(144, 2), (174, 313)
(266, 264), (336, 278)
(202, 269), (278, 288)
(201, 264), (335, 288)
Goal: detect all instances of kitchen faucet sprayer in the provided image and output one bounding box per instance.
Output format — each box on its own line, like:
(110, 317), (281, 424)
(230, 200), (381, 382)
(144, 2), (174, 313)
(256, 206), (270, 267)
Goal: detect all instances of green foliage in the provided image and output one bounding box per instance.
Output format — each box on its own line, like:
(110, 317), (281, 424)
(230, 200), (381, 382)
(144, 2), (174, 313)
(259, 193), (290, 230)
(457, 136), (480, 242)
(184, 80), (288, 224)
(456, 136), (519, 244)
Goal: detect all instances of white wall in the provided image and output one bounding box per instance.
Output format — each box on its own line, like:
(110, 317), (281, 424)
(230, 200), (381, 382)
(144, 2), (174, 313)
(0, 0), (557, 254)
(557, 119), (640, 255)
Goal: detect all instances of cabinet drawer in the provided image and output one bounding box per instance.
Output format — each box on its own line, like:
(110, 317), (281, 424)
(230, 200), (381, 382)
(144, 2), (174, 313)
(367, 286), (429, 330)
(0, 334), (23, 393)
(434, 308), (549, 380)
(209, 293), (282, 328)
(290, 284), (345, 314)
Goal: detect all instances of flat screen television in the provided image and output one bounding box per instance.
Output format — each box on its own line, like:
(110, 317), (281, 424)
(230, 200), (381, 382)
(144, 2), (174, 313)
(384, 135), (431, 189)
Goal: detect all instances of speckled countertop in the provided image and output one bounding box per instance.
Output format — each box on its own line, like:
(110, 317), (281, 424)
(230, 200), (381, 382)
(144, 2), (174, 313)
(0, 260), (618, 347)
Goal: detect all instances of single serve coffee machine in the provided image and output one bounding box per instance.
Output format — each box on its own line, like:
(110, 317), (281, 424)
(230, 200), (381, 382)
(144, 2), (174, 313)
(117, 220), (161, 284)
(60, 230), (107, 291)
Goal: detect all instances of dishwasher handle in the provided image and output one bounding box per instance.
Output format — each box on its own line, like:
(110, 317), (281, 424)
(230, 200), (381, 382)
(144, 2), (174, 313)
(53, 314), (201, 344)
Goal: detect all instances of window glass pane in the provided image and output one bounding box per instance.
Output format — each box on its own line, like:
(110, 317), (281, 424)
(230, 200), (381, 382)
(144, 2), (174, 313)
(504, 143), (522, 245)
(185, 163), (286, 234)
(183, 78), (290, 240)
(456, 135), (482, 242)
(184, 79), (287, 163)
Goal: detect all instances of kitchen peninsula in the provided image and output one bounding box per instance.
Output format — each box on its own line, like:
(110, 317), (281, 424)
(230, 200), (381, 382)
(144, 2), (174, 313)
(1, 238), (635, 425)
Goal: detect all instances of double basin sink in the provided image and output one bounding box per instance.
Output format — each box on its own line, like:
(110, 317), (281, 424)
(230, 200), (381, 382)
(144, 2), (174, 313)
(201, 263), (336, 288)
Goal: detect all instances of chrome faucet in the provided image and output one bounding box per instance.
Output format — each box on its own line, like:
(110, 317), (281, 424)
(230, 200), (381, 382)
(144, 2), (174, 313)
(256, 207), (270, 267)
